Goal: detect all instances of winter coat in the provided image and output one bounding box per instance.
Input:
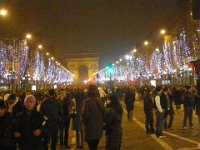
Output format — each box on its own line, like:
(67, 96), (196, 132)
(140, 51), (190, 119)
(105, 104), (122, 150)
(0, 112), (16, 150)
(82, 97), (106, 141)
(173, 89), (182, 105)
(62, 97), (71, 121)
(143, 94), (154, 113)
(183, 92), (195, 108)
(12, 110), (45, 150)
(160, 93), (174, 114)
(124, 90), (135, 111)
(40, 97), (62, 129)
(70, 98), (82, 131)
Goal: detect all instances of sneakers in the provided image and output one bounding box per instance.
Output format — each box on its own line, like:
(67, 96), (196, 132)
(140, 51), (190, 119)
(158, 135), (166, 139)
(183, 126), (187, 130)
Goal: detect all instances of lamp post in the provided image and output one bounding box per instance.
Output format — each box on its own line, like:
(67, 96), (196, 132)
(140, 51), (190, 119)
(0, 9), (7, 17)
(107, 64), (114, 89)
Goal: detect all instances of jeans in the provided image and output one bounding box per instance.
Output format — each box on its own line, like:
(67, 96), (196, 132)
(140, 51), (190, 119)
(163, 110), (174, 129)
(145, 110), (155, 133)
(127, 110), (133, 122)
(183, 106), (193, 127)
(156, 110), (163, 137)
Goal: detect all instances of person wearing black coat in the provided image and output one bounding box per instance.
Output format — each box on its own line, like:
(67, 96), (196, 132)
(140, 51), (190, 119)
(172, 87), (182, 110)
(143, 88), (155, 134)
(105, 94), (123, 150)
(183, 86), (195, 129)
(124, 88), (135, 122)
(12, 95), (45, 150)
(161, 87), (174, 130)
(59, 90), (71, 149)
(40, 89), (63, 150)
(0, 100), (17, 150)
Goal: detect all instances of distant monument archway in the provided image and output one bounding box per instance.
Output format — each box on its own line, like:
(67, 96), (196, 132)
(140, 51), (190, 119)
(78, 65), (89, 82)
(66, 53), (99, 84)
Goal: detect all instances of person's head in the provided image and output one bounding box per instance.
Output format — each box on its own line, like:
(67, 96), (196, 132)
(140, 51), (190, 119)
(87, 84), (99, 98)
(7, 93), (17, 105)
(24, 95), (37, 111)
(0, 100), (6, 117)
(48, 89), (56, 97)
(186, 86), (192, 92)
(145, 88), (151, 95)
(163, 87), (169, 93)
(155, 86), (162, 94)
(107, 94), (119, 105)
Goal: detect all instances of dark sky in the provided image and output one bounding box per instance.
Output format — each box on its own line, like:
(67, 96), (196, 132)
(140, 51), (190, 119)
(0, 0), (185, 68)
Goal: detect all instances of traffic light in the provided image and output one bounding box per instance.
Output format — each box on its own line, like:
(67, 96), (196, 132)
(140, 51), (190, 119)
(107, 64), (114, 73)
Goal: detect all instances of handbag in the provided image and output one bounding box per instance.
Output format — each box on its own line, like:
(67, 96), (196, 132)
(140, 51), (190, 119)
(69, 98), (77, 118)
(69, 106), (77, 118)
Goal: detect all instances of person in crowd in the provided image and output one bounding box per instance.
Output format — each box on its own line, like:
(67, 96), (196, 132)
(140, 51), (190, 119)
(143, 88), (155, 135)
(0, 100), (17, 150)
(70, 95), (83, 149)
(6, 93), (23, 117)
(57, 89), (65, 147)
(40, 89), (63, 150)
(62, 91), (72, 149)
(58, 89), (71, 149)
(12, 95), (45, 150)
(172, 86), (182, 110)
(99, 87), (107, 105)
(154, 86), (166, 139)
(72, 88), (85, 149)
(183, 86), (195, 129)
(161, 87), (174, 130)
(82, 84), (106, 150)
(105, 94), (123, 150)
(124, 87), (135, 122)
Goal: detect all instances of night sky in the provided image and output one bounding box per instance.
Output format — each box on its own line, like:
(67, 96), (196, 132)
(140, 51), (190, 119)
(0, 0), (187, 68)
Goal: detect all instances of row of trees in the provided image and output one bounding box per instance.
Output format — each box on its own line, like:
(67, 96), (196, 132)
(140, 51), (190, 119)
(0, 38), (74, 91)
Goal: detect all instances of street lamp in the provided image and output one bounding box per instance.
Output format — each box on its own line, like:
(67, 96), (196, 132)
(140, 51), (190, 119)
(144, 41), (149, 46)
(0, 9), (7, 17)
(26, 33), (32, 39)
(160, 29), (166, 35)
(133, 48), (137, 53)
(38, 44), (43, 49)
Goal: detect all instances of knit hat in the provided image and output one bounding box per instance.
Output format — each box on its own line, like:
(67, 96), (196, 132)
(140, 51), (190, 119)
(0, 100), (6, 109)
(24, 95), (36, 104)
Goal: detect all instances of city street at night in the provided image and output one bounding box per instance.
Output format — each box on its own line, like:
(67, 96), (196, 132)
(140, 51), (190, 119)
(0, 1), (200, 150)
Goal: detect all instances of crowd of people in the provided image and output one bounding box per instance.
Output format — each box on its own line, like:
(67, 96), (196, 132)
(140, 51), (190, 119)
(0, 84), (123, 150)
(140, 85), (200, 139)
(1, 83), (200, 150)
